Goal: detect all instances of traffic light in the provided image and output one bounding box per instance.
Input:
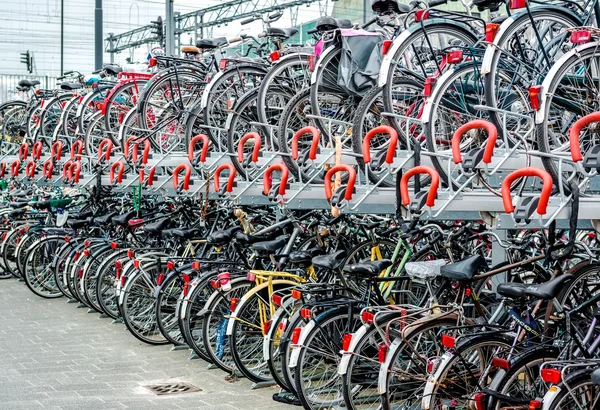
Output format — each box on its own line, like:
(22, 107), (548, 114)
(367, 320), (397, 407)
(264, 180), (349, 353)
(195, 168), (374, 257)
(20, 50), (32, 73)
(151, 17), (164, 46)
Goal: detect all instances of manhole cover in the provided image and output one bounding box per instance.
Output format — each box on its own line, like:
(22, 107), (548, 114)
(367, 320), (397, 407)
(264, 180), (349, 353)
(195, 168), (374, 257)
(144, 382), (202, 396)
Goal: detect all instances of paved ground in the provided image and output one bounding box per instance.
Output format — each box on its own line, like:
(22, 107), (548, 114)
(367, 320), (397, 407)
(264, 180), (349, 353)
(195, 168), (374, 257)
(0, 279), (290, 410)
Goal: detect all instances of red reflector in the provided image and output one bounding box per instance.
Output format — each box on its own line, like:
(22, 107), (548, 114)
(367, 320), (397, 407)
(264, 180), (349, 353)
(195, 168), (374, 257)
(210, 279), (219, 289)
(342, 333), (353, 351)
(16, 237), (21, 244)
(111, 241), (117, 249)
(127, 249), (134, 259)
(115, 260), (122, 269)
(85, 240), (90, 247)
(156, 273), (165, 286)
(263, 320), (272, 334)
(148, 57), (157, 67)
(183, 273), (191, 283)
(589, 232), (596, 239)
(447, 49), (463, 64)
(300, 308), (311, 319)
(192, 261), (200, 270)
(427, 358), (435, 373)
(64, 235), (70, 242)
(529, 85), (542, 111)
(308, 55), (316, 71)
(78, 269), (83, 278)
(1, 232), (6, 241)
(378, 344), (388, 363)
(291, 289), (302, 300)
(269, 51), (280, 62)
(73, 251), (80, 261)
(465, 287), (472, 297)
(120, 275), (127, 287)
(492, 357), (510, 370)
(291, 328), (302, 344)
(247, 272), (256, 282)
(570, 30), (591, 44)
(361, 311), (374, 323)
(441, 334), (455, 349)
(230, 297), (239, 312)
(423, 77), (436, 97)
(509, 0), (526, 9)
(83, 249), (90, 257)
(485, 23), (500, 42)
(183, 283), (190, 297)
(167, 260), (175, 270)
(414, 9), (429, 21)
(218, 59), (228, 70)
(541, 368), (562, 384)
(474, 393), (486, 410)
(272, 294), (282, 307)
(133, 259), (140, 269)
(382, 40), (393, 55)
(529, 399), (542, 409)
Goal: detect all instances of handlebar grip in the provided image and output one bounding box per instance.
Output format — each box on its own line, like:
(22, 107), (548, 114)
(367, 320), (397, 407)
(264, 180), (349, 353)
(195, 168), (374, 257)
(569, 111), (600, 162)
(452, 120), (497, 164)
(238, 132), (262, 163)
(363, 125), (398, 164)
(241, 17), (255, 25)
(362, 16), (378, 29)
(427, 0), (448, 7)
(292, 126), (320, 161)
(501, 167), (553, 215)
(229, 37), (243, 44)
(400, 165), (440, 207)
(307, 28), (318, 35)
(258, 32), (267, 38)
(65, 70), (74, 75)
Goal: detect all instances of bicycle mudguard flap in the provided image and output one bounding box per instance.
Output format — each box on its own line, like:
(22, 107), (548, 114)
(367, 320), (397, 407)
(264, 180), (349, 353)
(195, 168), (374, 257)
(513, 196), (540, 221)
(409, 190), (430, 213)
(582, 144), (600, 172)
(462, 147), (485, 171)
(298, 146), (318, 166)
(370, 149), (388, 171)
(331, 185), (355, 207)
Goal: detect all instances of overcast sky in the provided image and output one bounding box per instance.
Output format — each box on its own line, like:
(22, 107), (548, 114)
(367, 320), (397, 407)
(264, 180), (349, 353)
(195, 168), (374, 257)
(0, 0), (342, 77)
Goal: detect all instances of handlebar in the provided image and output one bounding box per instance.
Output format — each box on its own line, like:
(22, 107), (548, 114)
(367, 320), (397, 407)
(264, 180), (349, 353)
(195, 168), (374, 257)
(292, 126), (320, 161)
(400, 166), (440, 207)
(362, 16), (379, 29)
(451, 120), (497, 165)
(362, 125), (398, 164)
(569, 111), (600, 162)
(501, 167), (553, 215)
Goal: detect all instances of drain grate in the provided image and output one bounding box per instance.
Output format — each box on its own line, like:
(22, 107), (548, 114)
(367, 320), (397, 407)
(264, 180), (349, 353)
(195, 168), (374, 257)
(144, 382), (202, 396)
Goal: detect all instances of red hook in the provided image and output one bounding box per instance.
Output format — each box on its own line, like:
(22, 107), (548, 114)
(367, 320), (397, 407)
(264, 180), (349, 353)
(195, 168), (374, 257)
(569, 111), (600, 162)
(263, 163), (289, 196)
(173, 164), (192, 191)
(292, 126), (320, 161)
(451, 120), (498, 165)
(214, 163), (236, 193)
(501, 167), (553, 215)
(362, 125), (398, 164)
(237, 132), (262, 163)
(188, 134), (210, 164)
(400, 166), (440, 207)
(324, 165), (357, 201)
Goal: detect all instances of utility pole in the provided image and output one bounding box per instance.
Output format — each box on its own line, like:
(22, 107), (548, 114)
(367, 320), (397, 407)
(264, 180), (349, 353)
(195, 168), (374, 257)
(166, 0), (175, 56)
(60, 0), (64, 75)
(95, 0), (103, 70)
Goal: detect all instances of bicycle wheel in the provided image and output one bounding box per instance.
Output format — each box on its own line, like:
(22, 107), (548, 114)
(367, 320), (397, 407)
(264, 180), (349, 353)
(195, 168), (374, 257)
(96, 250), (128, 319)
(23, 236), (63, 298)
(545, 369), (599, 410)
(156, 270), (187, 345)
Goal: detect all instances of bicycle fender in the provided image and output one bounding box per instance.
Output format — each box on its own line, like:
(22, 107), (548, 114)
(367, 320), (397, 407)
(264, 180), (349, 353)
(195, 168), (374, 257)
(288, 319), (316, 368)
(263, 297), (297, 361)
(420, 66), (456, 124)
(310, 45), (338, 85)
(338, 323), (370, 375)
(379, 19), (477, 87)
(421, 350), (454, 409)
(377, 335), (403, 394)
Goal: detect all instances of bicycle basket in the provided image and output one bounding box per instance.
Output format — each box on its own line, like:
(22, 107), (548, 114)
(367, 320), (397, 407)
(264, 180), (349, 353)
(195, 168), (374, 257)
(337, 29), (384, 96)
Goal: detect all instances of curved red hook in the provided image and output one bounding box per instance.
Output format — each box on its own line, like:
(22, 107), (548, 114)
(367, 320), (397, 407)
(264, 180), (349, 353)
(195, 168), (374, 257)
(62, 160), (73, 179)
(292, 126), (321, 161)
(502, 167), (553, 215)
(214, 163), (236, 193)
(451, 120), (498, 164)
(68, 162), (82, 183)
(18, 143), (29, 160)
(400, 166), (440, 207)
(263, 163), (289, 196)
(124, 137), (139, 162)
(70, 140), (83, 160)
(11, 160), (21, 177)
(237, 132), (262, 163)
(139, 167), (156, 187)
(362, 125), (398, 164)
(0, 163), (6, 178)
(173, 164), (192, 191)
(188, 134), (210, 164)
(110, 161), (125, 184)
(31, 141), (43, 161)
(25, 161), (36, 178)
(98, 139), (113, 162)
(42, 160), (54, 179)
(324, 164), (357, 201)
(569, 112), (600, 162)
(51, 141), (63, 161)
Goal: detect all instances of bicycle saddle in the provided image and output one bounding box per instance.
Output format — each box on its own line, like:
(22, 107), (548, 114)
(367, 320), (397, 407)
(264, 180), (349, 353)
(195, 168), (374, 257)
(67, 219), (89, 230)
(169, 228), (200, 239)
(440, 254), (487, 281)
(235, 230), (278, 245)
(266, 27), (299, 39)
(289, 248), (323, 265)
(206, 226), (242, 245)
(60, 82), (82, 91)
(251, 237), (287, 254)
(8, 208), (27, 217)
(371, 0), (410, 14)
(93, 212), (116, 225)
(524, 275), (573, 300)
(112, 211), (137, 226)
(592, 368), (600, 385)
(9, 201), (29, 209)
(344, 259), (393, 276)
(471, 0), (502, 12)
(181, 46), (201, 55)
(29, 200), (51, 209)
(196, 37), (228, 49)
(144, 218), (171, 234)
(103, 64), (123, 76)
(315, 17), (353, 32)
(18, 79), (40, 88)
(496, 282), (527, 299)
(312, 250), (347, 271)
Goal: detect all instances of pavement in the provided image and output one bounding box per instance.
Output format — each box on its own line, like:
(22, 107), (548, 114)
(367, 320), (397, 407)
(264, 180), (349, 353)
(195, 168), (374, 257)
(0, 278), (290, 410)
